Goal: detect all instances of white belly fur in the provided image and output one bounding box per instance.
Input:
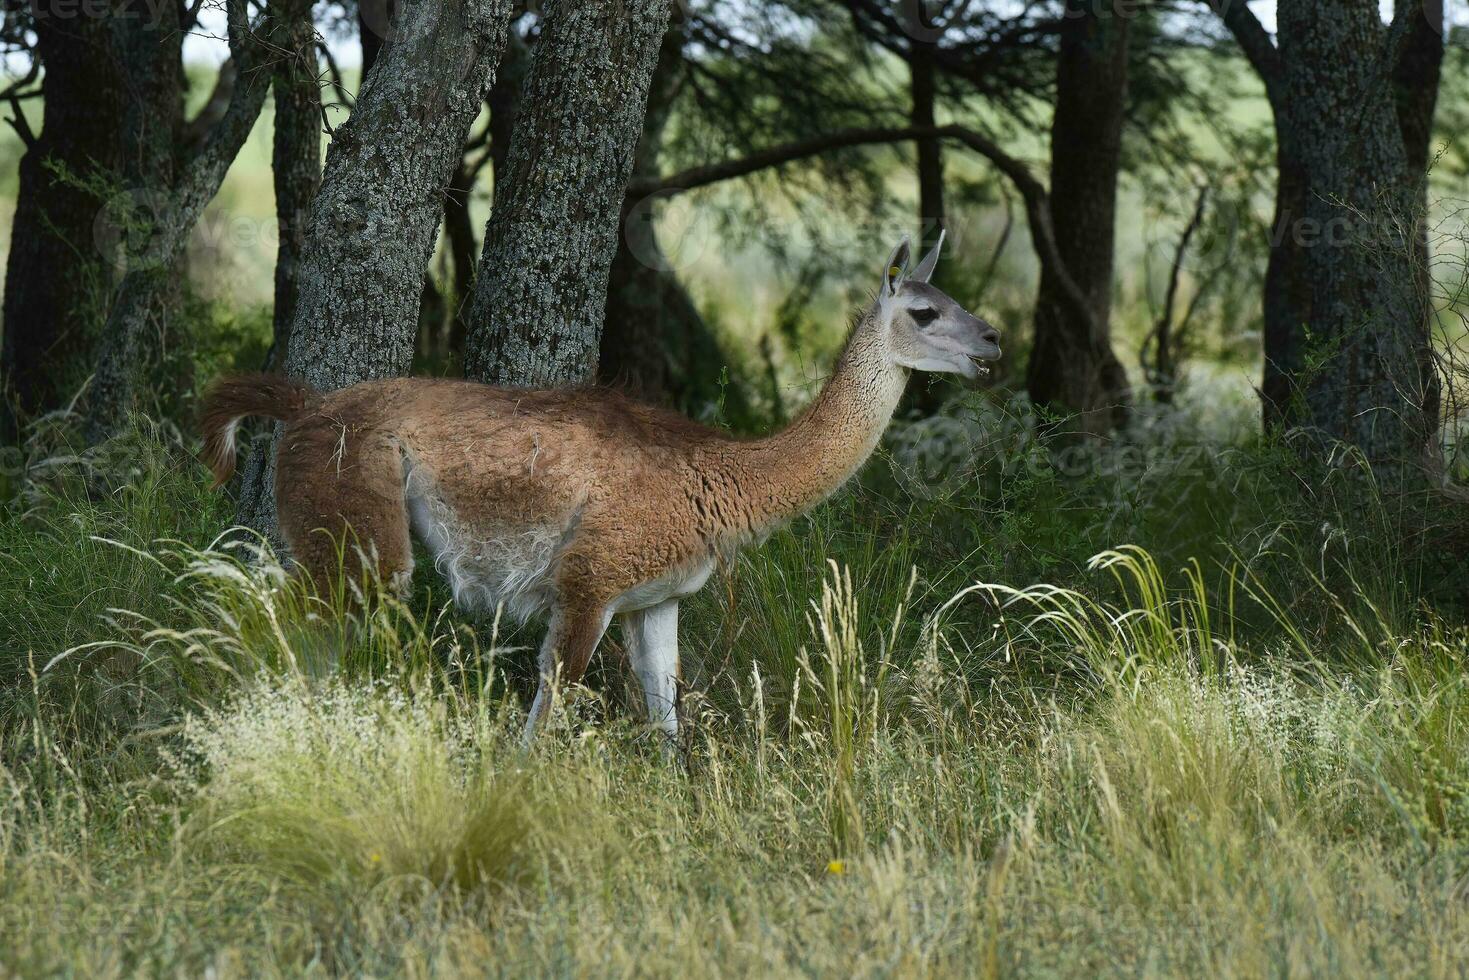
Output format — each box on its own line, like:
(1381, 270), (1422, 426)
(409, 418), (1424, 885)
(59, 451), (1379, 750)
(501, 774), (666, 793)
(402, 457), (714, 621)
(611, 560), (714, 614)
(403, 459), (561, 622)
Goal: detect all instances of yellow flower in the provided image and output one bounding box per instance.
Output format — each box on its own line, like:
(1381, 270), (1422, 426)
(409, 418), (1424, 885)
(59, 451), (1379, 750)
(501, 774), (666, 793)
(369, 852), (382, 864)
(827, 860), (846, 875)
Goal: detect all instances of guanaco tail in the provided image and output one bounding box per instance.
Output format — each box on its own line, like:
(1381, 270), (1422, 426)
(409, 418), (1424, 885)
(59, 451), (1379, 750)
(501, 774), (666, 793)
(200, 235), (1002, 744)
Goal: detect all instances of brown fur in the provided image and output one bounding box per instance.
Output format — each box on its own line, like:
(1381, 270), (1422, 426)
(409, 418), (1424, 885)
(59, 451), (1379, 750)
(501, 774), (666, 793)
(199, 374), (316, 486)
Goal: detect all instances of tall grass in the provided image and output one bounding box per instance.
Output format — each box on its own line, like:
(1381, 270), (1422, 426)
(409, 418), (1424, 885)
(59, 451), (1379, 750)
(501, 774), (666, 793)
(2, 417), (1468, 976)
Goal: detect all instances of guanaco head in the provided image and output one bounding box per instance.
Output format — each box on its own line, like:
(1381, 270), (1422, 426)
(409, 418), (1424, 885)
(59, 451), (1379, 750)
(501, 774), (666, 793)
(877, 233), (1002, 379)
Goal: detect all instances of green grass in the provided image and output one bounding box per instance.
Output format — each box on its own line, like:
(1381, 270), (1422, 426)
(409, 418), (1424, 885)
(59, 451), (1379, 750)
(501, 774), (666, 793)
(1, 409), (1467, 977)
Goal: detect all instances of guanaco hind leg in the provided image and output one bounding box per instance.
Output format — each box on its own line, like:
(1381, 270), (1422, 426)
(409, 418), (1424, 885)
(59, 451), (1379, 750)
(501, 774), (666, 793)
(523, 602), (613, 743)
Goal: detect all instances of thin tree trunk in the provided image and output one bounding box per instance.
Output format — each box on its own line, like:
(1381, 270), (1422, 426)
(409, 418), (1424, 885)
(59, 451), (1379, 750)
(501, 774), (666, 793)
(267, 0), (323, 368)
(1393, 0), (1444, 442)
(911, 43), (945, 238)
(1025, 0), (1131, 435)
(84, 0), (189, 437)
(465, 0), (673, 388)
(1, 10), (127, 438)
(443, 159), (479, 358)
(359, 0), (393, 81)
(443, 28), (530, 359)
(904, 38), (949, 415)
(237, 0), (515, 537)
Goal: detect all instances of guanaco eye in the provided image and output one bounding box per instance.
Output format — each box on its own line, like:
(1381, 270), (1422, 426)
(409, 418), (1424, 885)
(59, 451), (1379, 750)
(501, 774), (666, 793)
(910, 307), (939, 327)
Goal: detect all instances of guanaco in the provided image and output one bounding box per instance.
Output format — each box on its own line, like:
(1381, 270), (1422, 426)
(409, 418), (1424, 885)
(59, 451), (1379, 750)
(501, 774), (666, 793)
(201, 235), (1001, 742)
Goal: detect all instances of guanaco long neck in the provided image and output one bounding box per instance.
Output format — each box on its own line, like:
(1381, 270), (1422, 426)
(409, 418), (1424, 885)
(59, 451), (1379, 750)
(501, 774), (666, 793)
(720, 309), (909, 533)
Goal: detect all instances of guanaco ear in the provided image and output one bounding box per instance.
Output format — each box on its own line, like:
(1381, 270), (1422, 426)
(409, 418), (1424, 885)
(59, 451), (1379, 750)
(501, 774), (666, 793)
(912, 229), (945, 284)
(883, 236), (912, 297)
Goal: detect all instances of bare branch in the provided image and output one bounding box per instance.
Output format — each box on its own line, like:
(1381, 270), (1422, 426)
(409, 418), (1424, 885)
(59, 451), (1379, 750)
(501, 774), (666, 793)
(1206, 0), (1283, 104)
(182, 57), (239, 151)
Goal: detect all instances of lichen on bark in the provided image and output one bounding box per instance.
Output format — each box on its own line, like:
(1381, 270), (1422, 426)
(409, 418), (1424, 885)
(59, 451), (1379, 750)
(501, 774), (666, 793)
(465, 0), (673, 389)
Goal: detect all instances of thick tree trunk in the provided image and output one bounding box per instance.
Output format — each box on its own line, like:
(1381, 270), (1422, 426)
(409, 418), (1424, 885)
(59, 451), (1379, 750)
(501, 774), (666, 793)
(465, 0), (673, 388)
(268, 0), (323, 368)
(87, 1), (270, 440)
(1025, 0), (1131, 435)
(281, 0), (514, 392)
(0, 10), (128, 437)
(1272, 0), (1436, 467)
(236, 0), (514, 536)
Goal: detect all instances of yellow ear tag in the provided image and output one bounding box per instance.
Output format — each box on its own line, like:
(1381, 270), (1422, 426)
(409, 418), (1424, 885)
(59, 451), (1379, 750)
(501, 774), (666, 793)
(890, 267), (902, 279)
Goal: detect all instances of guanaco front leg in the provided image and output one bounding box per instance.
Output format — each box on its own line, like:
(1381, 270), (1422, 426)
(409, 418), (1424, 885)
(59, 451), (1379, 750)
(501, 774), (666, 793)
(523, 602), (612, 744)
(623, 599), (681, 744)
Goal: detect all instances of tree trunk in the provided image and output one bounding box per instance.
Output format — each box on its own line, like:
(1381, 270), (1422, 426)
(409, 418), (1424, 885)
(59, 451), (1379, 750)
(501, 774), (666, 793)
(281, 0), (514, 392)
(1393, 0), (1444, 443)
(903, 38), (950, 416)
(464, 0), (673, 388)
(1025, 0), (1131, 435)
(359, 0), (394, 80)
(0, 9), (129, 438)
(1259, 121), (1312, 427)
(442, 28), (530, 360)
(443, 158), (479, 358)
(236, 0), (514, 536)
(87, 0), (270, 440)
(83, 0), (189, 437)
(1273, 0), (1436, 468)
(267, 0), (323, 368)
(911, 42), (945, 238)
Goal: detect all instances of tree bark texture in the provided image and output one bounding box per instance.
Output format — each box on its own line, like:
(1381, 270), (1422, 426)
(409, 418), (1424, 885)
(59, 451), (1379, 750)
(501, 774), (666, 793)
(1025, 0), (1131, 435)
(236, 0), (514, 537)
(87, 0), (270, 439)
(1271, 0), (1437, 465)
(0, 7), (129, 436)
(281, 0), (514, 392)
(268, 0), (323, 367)
(465, 0), (673, 388)
(82, 0), (188, 437)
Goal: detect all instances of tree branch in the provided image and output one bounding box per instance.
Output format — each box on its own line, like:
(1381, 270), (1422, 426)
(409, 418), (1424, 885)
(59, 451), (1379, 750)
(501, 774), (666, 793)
(628, 125), (936, 197)
(175, 0), (272, 245)
(182, 56), (239, 151)
(631, 120), (1101, 339)
(1206, 0), (1283, 105)
(2, 59), (39, 149)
